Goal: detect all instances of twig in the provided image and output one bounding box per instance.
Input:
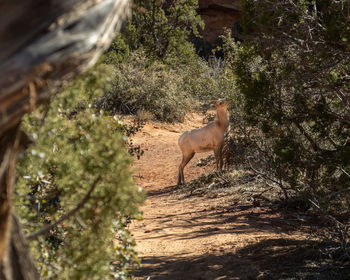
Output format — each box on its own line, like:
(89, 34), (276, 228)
(26, 176), (101, 241)
(254, 185), (274, 199)
(247, 156), (289, 199)
(214, 171), (230, 184)
(341, 168), (350, 178)
(308, 198), (345, 227)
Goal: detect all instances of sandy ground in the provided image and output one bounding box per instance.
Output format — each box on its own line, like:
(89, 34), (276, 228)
(129, 115), (321, 280)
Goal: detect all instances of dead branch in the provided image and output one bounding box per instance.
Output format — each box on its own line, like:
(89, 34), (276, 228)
(247, 156), (289, 199)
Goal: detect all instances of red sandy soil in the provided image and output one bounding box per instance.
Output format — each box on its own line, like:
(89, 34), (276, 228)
(129, 114), (323, 280)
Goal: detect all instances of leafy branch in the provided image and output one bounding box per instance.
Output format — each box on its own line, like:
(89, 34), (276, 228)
(26, 176), (101, 241)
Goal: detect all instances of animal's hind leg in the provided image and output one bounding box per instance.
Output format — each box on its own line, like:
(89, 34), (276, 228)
(177, 166), (184, 186)
(219, 146), (224, 170)
(177, 152), (195, 185)
(214, 145), (223, 171)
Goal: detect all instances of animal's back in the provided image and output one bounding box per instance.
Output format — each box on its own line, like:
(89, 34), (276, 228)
(178, 122), (221, 153)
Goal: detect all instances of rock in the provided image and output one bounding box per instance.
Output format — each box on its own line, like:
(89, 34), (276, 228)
(198, 0), (241, 45)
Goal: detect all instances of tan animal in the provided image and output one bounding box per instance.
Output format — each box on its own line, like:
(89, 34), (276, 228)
(177, 99), (230, 185)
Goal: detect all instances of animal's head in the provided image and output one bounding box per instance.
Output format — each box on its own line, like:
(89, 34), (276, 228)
(209, 99), (230, 110)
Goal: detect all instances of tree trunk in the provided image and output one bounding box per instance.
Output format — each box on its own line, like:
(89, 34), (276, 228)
(0, 216), (39, 280)
(0, 127), (38, 280)
(0, 127), (19, 264)
(0, 0), (131, 278)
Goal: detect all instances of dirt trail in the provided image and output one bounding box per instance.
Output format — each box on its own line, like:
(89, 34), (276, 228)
(130, 115), (316, 280)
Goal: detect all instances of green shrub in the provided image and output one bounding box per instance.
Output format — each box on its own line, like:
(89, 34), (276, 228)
(96, 51), (196, 122)
(182, 56), (238, 103)
(223, 0), (350, 256)
(15, 65), (145, 279)
(103, 34), (130, 65)
(124, 0), (204, 63)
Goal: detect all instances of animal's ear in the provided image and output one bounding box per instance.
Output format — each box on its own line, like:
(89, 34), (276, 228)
(217, 99), (225, 105)
(218, 99), (230, 106)
(209, 100), (217, 108)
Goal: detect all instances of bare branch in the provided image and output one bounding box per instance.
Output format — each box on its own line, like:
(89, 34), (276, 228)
(247, 156), (289, 199)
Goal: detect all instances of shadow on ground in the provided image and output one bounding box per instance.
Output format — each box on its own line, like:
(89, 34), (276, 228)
(136, 189), (349, 279)
(135, 238), (350, 280)
(147, 185), (180, 197)
(140, 203), (318, 241)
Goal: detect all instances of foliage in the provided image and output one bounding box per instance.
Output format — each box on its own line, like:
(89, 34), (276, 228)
(15, 65), (145, 279)
(97, 0), (240, 123)
(124, 0), (204, 63)
(223, 0), (350, 255)
(182, 55), (238, 102)
(96, 51), (197, 122)
(103, 34), (130, 65)
(97, 47), (242, 122)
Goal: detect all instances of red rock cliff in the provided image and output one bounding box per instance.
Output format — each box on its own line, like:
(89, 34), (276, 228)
(198, 0), (241, 44)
